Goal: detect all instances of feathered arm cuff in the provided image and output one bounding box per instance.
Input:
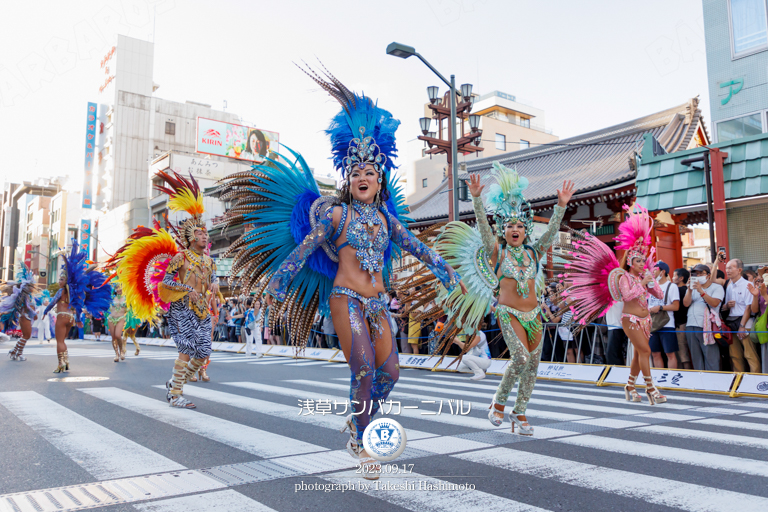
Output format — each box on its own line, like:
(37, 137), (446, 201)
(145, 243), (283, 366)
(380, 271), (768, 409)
(472, 195), (497, 260)
(43, 289), (63, 316)
(390, 213), (461, 292)
(532, 205), (566, 256)
(265, 216), (334, 301)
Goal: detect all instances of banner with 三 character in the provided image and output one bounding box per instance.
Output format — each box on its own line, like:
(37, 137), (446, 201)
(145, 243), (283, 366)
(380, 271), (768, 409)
(603, 367), (737, 395)
(196, 117), (278, 163)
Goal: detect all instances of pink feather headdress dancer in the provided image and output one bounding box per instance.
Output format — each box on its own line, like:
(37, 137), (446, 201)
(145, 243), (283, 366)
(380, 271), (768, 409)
(554, 203), (655, 329)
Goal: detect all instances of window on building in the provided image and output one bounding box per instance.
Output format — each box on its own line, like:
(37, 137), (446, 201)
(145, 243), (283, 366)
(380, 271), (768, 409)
(520, 118), (530, 129)
(26, 232), (32, 243)
(422, 178), (428, 188)
(495, 133), (506, 151)
(165, 121), (176, 135)
(716, 112), (763, 141)
(730, 0), (768, 57)
(519, 140), (530, 149)
(421, 148), (427, 157)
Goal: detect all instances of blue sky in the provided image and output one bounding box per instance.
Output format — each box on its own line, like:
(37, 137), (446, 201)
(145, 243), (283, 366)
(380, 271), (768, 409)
(0, 0), (709, 185)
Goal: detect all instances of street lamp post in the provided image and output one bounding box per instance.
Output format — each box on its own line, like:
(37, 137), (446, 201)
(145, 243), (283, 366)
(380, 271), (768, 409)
(386, 42), (483, 222)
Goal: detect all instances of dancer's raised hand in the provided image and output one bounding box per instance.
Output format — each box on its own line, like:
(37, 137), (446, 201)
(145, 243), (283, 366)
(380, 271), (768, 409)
(468, 173), (485, 198)
(557, 180), (575, 207)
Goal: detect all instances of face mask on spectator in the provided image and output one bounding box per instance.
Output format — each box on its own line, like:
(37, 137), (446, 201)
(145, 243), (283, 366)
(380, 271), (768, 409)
(691, 275), (708, 285)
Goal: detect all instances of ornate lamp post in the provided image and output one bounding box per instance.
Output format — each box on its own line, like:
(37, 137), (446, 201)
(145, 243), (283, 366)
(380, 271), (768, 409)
(386, 42), (484, 222)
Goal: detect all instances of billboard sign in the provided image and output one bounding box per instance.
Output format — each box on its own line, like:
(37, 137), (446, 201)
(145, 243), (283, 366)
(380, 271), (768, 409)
(24, 244), (32, 268)
(196, 117), (278, 164)
(169, 154), (229, 182)
(83, 102), (97, 208)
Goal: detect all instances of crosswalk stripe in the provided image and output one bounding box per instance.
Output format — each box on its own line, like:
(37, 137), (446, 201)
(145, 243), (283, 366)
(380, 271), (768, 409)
(291, 360), (333, 366)
(692, 417), (768, 432)
(392, 376), (697, 411)
(223, 381), (507, 430)
(157, 384), (437, 441)
(325, 378), (641, 418)
(732, 402), (768, 409)
(247, 358), (307, 365)
(79, 387), (325, 458)
(133, 489), (276, 512)
(745, 412), (768, 419)
(574, 418), (649, 429)
(322, 472), (550, 512)
(632, 411), (704, 421)
(0, 391), (185, 480)
(454, 447), (768, 511)
(554, 434), (768, 477)
(634, 424), (768, 449)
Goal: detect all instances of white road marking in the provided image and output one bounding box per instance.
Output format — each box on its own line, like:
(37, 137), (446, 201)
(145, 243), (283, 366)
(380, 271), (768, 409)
(555, 434), (768, 477)
(633, 424), (768, 449)
(0, 391), (185, 479)
(79, 387), (325, 458)
(455, 447), (768, 511)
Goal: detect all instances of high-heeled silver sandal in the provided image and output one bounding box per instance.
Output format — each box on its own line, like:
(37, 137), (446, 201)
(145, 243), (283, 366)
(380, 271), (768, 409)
(624, 374), (642, 402)
(340, 414), (360, 458)
(509, 411), (534, 436)
(488, 400), (504, 427)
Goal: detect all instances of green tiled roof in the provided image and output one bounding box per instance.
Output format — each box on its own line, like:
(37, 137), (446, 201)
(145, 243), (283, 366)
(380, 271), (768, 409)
(636, 131), (768, 211)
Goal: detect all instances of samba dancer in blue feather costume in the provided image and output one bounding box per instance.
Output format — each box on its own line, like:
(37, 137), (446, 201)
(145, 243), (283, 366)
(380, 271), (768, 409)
(43, 240), (112, 373)
(218, 64), (466, 479)
(3, 264), (42, 361)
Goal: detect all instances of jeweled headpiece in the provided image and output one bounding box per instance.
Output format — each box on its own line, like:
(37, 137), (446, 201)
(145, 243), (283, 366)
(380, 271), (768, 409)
(483, 161), (533, 239)
(154, 171), (206, 249)
(614, 204), (654, 265)
(297, 61), (399, 180)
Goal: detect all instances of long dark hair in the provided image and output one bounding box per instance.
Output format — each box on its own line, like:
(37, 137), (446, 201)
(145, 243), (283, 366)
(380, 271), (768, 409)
(246, 130), (268, 157)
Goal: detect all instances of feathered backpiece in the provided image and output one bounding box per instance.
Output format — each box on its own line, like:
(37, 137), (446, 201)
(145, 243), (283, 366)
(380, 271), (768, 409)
(103, 223), (179, 323)
(484, 162), (533, 239)
(62, 240), (90, 317)
(0, 263), (41, 328)
(217, 144), (409, 349)
(553, 227), (621, 330)
(615, 203), (654, 267)
(154, 170), (206, 249)
(297, 61), (400, 182)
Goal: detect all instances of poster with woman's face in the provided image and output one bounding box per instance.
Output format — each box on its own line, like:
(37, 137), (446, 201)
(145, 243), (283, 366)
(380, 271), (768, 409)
(196, 117), (278, 163)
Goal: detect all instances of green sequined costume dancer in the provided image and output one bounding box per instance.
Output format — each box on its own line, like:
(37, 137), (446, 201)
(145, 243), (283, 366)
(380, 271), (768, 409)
(410, 162), (572, 436)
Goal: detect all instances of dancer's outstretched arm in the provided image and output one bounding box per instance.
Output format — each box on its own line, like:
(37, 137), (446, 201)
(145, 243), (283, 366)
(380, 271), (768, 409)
(388, 212), (464, 293)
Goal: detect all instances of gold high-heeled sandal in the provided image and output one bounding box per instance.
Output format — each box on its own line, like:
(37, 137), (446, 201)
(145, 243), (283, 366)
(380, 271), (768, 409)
(53, 352), (67, 373)
(644, 376), (667, 405)
(200, 368), (210, 382)
(624, 374), (642, 402)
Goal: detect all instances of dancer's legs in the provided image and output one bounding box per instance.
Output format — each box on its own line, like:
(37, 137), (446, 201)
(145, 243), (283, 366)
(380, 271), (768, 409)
(166, 302), (212, 408)
(53, 314), (72, 372)
(493, 310), (534, 414)
(623, 317), (652, 380)
(9, 316), (33, 360)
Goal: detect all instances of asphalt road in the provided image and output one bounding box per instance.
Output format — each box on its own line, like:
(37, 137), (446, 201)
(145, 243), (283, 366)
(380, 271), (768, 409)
(1, 337), (768, 512)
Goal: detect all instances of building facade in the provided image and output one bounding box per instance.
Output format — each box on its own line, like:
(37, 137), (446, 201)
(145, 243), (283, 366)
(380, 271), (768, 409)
(704, 0), (768, 142)
(91, 34), (251, 262)
(405, 91), (559, 204)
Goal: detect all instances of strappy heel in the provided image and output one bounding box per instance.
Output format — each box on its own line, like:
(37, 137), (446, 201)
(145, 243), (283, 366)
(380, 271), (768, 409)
(509, 411), (534, 436)
(340, 414), (361, 458)
(644, 376), (667, 405)
(624, 374), (642, 402)
(360, 456), (381, 480)
(488, 400), (504, 427)
(53, 352), (67, 373)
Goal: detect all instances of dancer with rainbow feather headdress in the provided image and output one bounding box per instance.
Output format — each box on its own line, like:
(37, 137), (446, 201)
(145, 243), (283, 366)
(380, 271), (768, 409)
(400, 163), (574, 436)
(105, 171), (220, 408)
(554, 204), (668, 404)
(43, 240), (112, 373)
(3, 264), (43, 361)
(217, 62), (465, 479)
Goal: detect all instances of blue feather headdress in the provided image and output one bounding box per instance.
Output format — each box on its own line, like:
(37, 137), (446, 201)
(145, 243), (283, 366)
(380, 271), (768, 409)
(0, 263), (40, 328)
(297, 62), (400, 183)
